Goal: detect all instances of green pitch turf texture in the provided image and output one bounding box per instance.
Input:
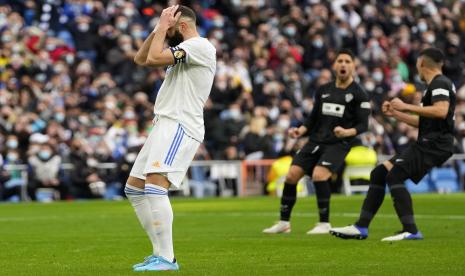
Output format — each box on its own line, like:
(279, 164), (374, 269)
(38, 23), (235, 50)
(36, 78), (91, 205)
(1, 194), (465, 275)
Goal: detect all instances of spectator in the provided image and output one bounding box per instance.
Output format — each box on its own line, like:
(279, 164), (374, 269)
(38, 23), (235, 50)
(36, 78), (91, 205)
(27, 142), (66, 200)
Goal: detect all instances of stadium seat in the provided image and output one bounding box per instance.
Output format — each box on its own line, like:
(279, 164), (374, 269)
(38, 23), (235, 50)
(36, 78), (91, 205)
(405, 174), (432, 193)
(430, 167), (459, 193)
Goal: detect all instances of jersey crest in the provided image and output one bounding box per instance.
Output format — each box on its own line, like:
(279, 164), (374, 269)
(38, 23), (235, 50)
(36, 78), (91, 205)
(345, 93), (354, 103)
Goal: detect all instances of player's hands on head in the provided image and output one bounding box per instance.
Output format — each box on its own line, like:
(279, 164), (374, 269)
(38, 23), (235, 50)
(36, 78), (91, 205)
(333, 126), (348, 138)
(382, 101), (394, 116)
(158, 5), (182, 30)
(288, 127), (303, 139)
(390, 97), (408, 111)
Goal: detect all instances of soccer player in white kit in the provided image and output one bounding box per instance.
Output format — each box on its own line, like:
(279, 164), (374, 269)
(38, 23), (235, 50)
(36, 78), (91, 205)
(124, 5), (216, 271)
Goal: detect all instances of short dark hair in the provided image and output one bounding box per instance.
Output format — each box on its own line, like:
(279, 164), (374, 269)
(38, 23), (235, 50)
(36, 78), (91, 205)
(336, 48), (355, 60)
(419, 47), (444, 64)
(175, 5), (196, 22)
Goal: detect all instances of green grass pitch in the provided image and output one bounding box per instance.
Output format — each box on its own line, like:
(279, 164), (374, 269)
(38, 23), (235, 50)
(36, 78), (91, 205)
(1, 194), (465, 275)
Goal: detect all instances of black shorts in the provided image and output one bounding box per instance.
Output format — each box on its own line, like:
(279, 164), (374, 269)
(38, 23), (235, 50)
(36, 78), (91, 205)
(389, 142), (452, 183)
(291, 141), (350, 176)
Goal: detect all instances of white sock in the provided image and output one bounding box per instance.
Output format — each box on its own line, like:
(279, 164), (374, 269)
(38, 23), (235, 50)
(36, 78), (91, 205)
(124, 184), (159, 256)
(145, 184), (174, 262)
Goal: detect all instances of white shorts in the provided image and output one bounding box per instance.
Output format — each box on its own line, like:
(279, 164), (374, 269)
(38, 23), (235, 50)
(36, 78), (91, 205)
(129, 115), (200, 188)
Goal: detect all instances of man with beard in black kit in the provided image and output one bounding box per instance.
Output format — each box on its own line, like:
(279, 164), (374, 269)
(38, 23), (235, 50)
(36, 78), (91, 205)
(263, 49), (370, 235)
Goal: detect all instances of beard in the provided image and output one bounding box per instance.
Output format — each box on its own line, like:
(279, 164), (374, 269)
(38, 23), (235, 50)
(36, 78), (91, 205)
(168, 30), (184, 47)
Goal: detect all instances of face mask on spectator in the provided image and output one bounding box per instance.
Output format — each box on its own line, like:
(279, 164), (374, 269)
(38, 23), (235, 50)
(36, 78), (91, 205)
(54, 113), (65, 123)
(105, 101), (116, 110)
(123, 8), (135, 17)
(338, 28), (349, 37)
(425, 34), (435, 44)
(132, 30), (144, 39)
(213, 31), (224, 40)
(87, 158), (98, 167)
(312, 39), (323, 48)
(65, 54), (75, 64)
(364, 81), (375, 91)
(392, 16), (402, 25)
(7, 139), (18, 149)
(274, 132), (284, 141)
(392, 74), (402, 83)
(7, 153), (18, 161)
(284, 27), (296, 36)
(120, 43), (132, 52)
(53, 64), (65, 74)
(213, 18), (224, 28)
(418, 22), (428, 32)
(229, 109), (241, 120)
(78, 23), (89, 32)
(277, 119), (290, 130)
(124, 111), (136, 120)
(2, 35), (12, 43)
(373, 72), (383, 82)
(116, 21), (128, 30)
(38, 150), (52, 160)
(125, 152), (137, 163)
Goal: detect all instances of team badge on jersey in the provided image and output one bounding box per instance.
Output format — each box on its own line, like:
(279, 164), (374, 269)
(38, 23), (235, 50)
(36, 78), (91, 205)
(345, 93), (353, 103)
(174, 50), (185, 59)
(170, 46), (187, 64)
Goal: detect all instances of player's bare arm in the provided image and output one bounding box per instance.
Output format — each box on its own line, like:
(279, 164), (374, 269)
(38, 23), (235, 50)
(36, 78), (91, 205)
(384, 101), (419, 127)
(134, 32), (156, 65)
(141, 5), (181, 67)
(288, 126), (308, 139)
(333, 126), (357, 138)
(391, 97), (449, 119)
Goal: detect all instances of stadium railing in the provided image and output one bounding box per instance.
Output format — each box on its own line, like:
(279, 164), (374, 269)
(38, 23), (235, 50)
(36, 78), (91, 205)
(2, 154), (464, 201)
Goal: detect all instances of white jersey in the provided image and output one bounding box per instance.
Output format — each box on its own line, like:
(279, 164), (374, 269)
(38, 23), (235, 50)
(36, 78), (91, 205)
(153, 37), (216, 141)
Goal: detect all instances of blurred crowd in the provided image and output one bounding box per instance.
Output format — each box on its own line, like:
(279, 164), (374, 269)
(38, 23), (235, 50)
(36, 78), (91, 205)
(1, 0), (465, 200)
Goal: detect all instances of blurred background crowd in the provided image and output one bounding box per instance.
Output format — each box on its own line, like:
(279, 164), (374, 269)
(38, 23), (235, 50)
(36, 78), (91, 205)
(1, 0), (465, 200)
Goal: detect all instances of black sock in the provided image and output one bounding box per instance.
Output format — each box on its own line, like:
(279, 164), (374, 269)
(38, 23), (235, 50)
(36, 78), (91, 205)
(356, 165), (388, 228)
(280, 182), (297, 221)
(386, 167), (418, 234)
(389, 184), (417, 233)
(314, 180), (331, 223)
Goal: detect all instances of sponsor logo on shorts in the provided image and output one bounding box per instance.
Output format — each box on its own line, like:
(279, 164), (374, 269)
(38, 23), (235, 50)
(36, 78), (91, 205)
(395, 159), (404, 162)
(321, 161), (332, 166)
(322, 94), (330, 98)
(152, 161), (161, 168)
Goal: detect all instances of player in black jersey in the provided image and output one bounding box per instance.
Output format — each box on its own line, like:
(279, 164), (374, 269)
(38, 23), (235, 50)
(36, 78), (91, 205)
(331, 48), (456, 241)
(263, 49), (370, 234)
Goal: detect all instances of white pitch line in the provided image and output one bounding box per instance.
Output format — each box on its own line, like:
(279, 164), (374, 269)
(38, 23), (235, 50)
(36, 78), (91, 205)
(0, 212), (464, 222)
(174, 211), (465, 220)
